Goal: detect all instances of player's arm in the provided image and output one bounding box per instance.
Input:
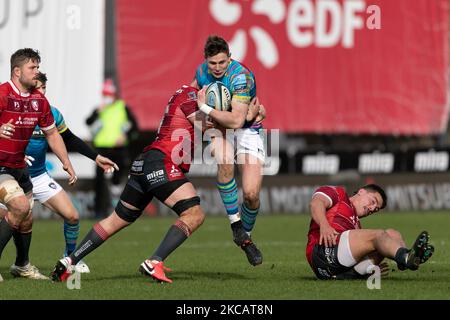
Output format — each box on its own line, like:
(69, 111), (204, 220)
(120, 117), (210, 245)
(246, 97), (261, 122)
(60, 129), (118, 173)
(197, 87), (247, 129)
(43, 126), (77, 185)
(310, 193), (339, 247)
(190, 78), (199, 89)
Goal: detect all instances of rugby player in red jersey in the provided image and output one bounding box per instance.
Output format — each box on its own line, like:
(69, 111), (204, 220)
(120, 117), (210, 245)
(0, 48), (76, 281)
(51, 85), (209, 283)
(307, 184), (434, 280)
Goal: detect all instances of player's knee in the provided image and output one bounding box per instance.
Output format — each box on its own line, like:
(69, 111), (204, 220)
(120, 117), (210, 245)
(172, 196), (201, 216)
(8, 198), (30, 218)
(19, 213), (33, 233)
(191, 207), (205, 227)
(385, 228), (402, 240)
(243, 190), (260, 208)
(65, 208), (79, 224)
(180, 206), (205, 231)
(115, 200), (142, 223)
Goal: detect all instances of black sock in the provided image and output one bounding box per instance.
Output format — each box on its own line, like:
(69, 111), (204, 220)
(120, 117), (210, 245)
(69, 223), (109, 265)
(394, 247), (409, 270)
(13, 231), (31, 267)
(151, 220), (190, 261)
(0, 219), (15, 259)
(231, 220), (244, 230)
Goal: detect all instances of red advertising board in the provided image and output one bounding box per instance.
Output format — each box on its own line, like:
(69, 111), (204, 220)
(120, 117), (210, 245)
(117, 0), (448, 134)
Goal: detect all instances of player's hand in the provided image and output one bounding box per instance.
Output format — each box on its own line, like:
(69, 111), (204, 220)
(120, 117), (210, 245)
(255, 103), (266, 124)
(197, 86), (207, 106)
(0, 119), (15, 139)
(24, 155), (35, 167)
(378, 261), (390, 278)
(95, 154), (119, 173)
(205, 116), (215, 129)
(319, 223), (339, 247)
(63, 163), (77, 185)
(247, 97), (261, 122)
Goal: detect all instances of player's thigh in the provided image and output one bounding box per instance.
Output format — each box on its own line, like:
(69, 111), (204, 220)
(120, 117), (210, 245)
(210, 135), (234, 164)
(43, 189), (78, 221)
(0, 173), (24, 204)
(162, 182), (198, 208)
(113, 150), (168, 223)
(0, 173), (29, 214)
(31, 173), (63, 204)
(346, 229), (384, 262)
(237, 154), (263, 196)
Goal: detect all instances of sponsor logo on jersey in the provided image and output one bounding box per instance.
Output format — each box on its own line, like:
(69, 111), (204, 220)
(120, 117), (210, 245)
(233, 74), (247, 91)
(13, 101), (20, 110)
(187, 91), (197, 101)
(31, 100), (39, 111)
(32, 129), (45, 138)
(22, 117), (38, 125)
(169, 165), (182, 178)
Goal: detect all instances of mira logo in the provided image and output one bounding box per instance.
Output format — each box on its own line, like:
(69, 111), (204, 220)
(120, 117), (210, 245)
(147, 169), (164, 180)
(209, 0), (381, 69)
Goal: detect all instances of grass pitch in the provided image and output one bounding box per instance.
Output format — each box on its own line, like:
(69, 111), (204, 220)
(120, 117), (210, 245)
(0, 212), (449, 300)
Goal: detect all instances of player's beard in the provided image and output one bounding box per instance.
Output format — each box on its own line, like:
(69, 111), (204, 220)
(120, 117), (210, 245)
(19, 75), (37, 91)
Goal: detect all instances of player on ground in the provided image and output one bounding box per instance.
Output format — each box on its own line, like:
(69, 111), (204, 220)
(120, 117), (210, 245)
(0, 72), (119, 276)
(192, 35), (265, 266)
(307, 184), (435, 280)
(0, 48), (76, 281)
(51, 85), (209, 283)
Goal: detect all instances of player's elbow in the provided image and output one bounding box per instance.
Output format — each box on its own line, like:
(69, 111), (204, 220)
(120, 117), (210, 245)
(231, 117), (245, 129)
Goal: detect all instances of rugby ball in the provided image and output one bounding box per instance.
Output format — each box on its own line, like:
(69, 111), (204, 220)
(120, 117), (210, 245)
(205, 82), (231, 111)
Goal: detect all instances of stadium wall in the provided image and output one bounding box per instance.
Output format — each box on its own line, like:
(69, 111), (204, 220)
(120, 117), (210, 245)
(32, 171), (450, 219)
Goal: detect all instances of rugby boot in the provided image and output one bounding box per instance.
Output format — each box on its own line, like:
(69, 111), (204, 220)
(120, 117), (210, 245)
(399, 231), (432, 271)
(232, 221), (263, 266)
(139, 259), (172, 283)
(50, 257), (73, 282)
(10, 263), (49, 280)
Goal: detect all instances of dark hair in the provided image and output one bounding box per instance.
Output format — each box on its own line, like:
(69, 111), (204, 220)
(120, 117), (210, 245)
(35, 72), (47, 84)
(361, 184), (387, 209)
(10, 48), (41, 74)
(204, 35), (230, 58)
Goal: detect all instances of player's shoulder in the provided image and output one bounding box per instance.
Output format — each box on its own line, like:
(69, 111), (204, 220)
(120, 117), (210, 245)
(0, 81), (12, 94)
(50, 106), (64, 119)
(174, 85), (198, 101)
(314, 185), (348, 203)
(195, 62), (208, 77)
(229, 59), (252, 75)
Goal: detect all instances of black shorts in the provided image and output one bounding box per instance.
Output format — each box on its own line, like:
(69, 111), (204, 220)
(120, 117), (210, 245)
(0, 166), (33, 194)
(311, 244), (352, 280)
(117, 149), (189, 220)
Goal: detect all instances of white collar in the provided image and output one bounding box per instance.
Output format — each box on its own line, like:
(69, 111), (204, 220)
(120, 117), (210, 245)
(8, 80), (31, 97)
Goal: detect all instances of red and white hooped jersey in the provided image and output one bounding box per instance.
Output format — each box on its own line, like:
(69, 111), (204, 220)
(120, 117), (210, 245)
(0, 80), (55, 168)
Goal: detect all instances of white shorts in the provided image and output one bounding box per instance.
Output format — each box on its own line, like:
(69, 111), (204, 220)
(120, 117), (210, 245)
(337, 230), (358, 267)
(31, 172), (63, 203)
(234, 128), (266, 164)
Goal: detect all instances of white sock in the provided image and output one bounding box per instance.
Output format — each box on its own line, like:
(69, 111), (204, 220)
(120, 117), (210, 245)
(228, 213), (240, 224)
(353, 256), (376, 275)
